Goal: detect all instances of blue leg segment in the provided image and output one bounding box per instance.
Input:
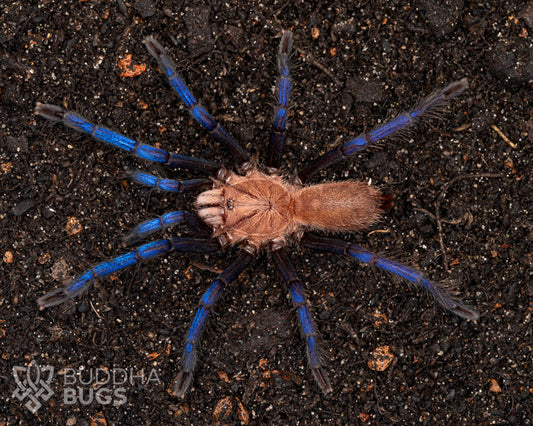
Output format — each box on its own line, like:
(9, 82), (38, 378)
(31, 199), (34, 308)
(124, 211), (210, 245)
(301, 233), (479, 321)
(266, 30), (293, 170)
(34, 103), (221, 175)
(126, 169), (210, 192)
(173, 250), (253, 398)
(297, 79), (468, 183)
(38, 237), (220, 308)
(272, 249), (332, 394)
(143, 37), (251, 168)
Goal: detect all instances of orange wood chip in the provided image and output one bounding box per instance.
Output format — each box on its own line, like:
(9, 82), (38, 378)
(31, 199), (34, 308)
(66, 217), (82, 236)
(367, 345), (394, 371)
(118, 54), (147, 77)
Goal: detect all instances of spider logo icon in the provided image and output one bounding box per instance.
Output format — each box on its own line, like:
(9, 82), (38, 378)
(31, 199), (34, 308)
(12, 361), (55, 413)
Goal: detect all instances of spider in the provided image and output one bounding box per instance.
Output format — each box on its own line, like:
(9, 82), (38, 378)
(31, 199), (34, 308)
(36, 30), (479, 398)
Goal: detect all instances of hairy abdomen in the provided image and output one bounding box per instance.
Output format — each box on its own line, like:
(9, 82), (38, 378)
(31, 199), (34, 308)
(293, 181), (382, 232)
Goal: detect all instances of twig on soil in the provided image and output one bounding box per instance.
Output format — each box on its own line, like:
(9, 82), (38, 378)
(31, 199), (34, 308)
(491, 124), (517, 148)
(295, 47), (343, 86)
(415, 173), (504, 270)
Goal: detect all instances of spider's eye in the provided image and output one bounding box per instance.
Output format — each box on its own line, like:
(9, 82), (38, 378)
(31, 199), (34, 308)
(227, 199), (234, 210)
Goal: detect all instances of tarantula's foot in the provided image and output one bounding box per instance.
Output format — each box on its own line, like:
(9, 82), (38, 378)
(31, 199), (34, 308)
(37, 288), (71, 309)
(172, 370), (193, 399)
(441, 296), (480, 322)
(420, 277), (479, 321)
(34, 102), (65, 121)
(442, 78), (469, 98)
(312, 366), (333, 394)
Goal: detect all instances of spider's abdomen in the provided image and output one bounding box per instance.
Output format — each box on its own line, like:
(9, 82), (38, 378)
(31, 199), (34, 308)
(196, 170), (298, 248)
(293, 181), (382, 232)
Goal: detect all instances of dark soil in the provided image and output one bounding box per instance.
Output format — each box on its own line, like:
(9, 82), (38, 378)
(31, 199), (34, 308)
(1, 1), (531, 424)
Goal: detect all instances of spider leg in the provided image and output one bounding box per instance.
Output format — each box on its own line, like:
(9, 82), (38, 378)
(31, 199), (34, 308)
(272, 248), (332, 394)
(266, 30), (293, 171)
(143, 36), (251, 168)
(34, 103), (220, 175)
(38, 237), (220, 308)
(297, 79), (468, 183)
(126, 169), (210, 192)
(301, 233), (479, 321)
(173, 250), (253, 398)
(125, 211), (210, 246)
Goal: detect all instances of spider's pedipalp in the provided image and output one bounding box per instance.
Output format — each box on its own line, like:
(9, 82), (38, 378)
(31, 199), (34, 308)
(125, 169), (210, 193)
(124, 211), (210, 245)
(125, 211), (187, 245)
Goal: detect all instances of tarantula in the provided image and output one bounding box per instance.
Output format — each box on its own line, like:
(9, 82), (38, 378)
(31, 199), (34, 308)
(36, 30), (478, 398)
